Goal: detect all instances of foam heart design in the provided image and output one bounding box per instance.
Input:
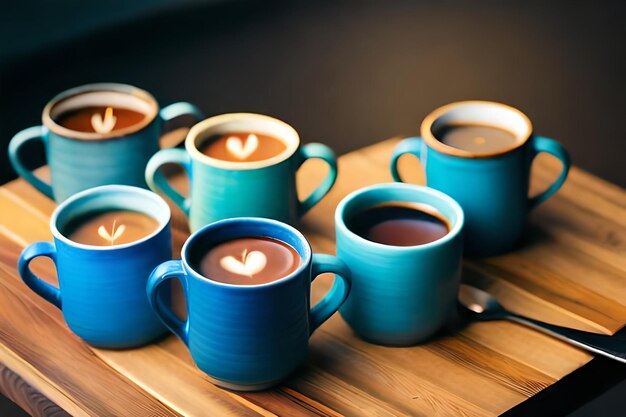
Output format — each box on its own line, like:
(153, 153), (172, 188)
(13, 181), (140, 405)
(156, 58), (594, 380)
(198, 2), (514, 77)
(91, 107), (117, 134)
(220, 250), (267, 277)
(225, 134), (259, 160)
(97, 219), (126, 245)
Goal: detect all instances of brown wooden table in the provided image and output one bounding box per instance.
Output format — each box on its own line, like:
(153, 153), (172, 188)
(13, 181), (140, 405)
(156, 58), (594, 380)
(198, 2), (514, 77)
(1, 138), (625, 416)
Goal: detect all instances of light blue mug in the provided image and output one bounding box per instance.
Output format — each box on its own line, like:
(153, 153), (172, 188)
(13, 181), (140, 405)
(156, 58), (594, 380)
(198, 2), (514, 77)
(336, 183), (464, 346)
(145, 113), (338, 232)
(391, 101), (570, 256)
(9, 83), (203, 202)
(18, 185), (172, 348)
(146, 217), (351, 391)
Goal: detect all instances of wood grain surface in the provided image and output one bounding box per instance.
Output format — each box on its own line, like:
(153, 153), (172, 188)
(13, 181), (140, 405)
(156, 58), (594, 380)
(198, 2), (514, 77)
(0, 138), (625, 416)
(0, 363), (69, 417)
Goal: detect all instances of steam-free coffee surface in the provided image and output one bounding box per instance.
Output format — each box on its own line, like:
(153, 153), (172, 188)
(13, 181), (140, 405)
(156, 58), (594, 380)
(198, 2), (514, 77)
(56, 106), (146, 134)
(200, 132), (286, 162)
(435, 124), (518, 154)
(200, 237), (300, 285)
(64, 209), (159, 246)
(346, 202), (449, 246)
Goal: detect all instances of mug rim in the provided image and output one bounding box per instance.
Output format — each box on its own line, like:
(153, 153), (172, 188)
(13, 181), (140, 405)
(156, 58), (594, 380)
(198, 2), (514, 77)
(181, 217), (313, 289)
(42, 83), (160, 141)
(420, 100), (533, 159)
(335, 183), (464, 252)
(185, 113), (300, 170)
(50, 185), (171, 251)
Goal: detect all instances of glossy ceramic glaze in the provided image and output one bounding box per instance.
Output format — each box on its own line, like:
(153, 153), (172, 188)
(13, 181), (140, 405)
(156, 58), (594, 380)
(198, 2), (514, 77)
(146, 217), (351, 390)
(336, 183), (464, 346)
(145, 113), (338, 232)
(9, 83), (203, 202)
(18, 185), (172, 348)
(391, 101), (570, 256)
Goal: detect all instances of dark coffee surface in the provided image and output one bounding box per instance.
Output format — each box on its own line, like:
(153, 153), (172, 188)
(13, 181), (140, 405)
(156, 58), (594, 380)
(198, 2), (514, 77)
(199, 132), (286, 162)
(346, 202), (449, 246)
(56, 106), (146, 134)
(199, 236), (300, 285)
(64, 209), (159, 246)
(435, 124), (518, 154)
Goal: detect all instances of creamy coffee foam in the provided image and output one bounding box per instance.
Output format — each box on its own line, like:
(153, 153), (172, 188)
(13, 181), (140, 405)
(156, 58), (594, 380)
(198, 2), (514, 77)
(64, 210), (159, 246)
(199, 237), (300, 285)
(199, 132), (287, 163)
(435, 124), (518, 154)
(56, 106), (146, 135)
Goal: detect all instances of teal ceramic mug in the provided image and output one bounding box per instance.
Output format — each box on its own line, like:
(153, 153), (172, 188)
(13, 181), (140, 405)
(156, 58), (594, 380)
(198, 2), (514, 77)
(390, 101), (570, 256)
(18, 185), (172, 348)
(146, 217), (351, 390)
(145, 113), (338, 232)
(9, 83), (203, 202)
(336, 183), (464, 346)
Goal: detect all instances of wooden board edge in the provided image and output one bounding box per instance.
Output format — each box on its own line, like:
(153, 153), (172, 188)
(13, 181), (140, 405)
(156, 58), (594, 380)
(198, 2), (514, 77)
(0, 344), (91, 417)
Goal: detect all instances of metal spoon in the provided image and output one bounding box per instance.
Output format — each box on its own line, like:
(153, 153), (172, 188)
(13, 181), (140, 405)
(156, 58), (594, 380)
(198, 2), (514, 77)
(459, 284), (626, 364)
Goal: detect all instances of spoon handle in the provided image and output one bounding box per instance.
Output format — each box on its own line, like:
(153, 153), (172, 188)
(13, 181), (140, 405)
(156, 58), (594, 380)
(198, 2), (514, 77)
(508, 313), (626, 363)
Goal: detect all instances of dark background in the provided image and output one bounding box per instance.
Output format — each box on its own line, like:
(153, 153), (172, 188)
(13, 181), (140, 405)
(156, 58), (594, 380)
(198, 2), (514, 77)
(0, 0), (625, 415)
(1, 0), (625, 187)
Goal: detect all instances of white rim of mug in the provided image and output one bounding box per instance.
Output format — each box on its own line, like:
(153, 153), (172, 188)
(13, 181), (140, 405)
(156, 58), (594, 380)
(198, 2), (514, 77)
(185, 113), (300, 170)
(335, 182), (465, 252)
(50, 185), (171, 251)
(420, 100), (534, 159)
(181, 217), (313, 289)
(42, 83), (160, 141)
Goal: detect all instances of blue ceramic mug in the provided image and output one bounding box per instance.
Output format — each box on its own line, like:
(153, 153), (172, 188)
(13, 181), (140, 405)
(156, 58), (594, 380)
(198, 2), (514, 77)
(146, 217), (351, 391)
(391, 101), (570, 256)
(9, 83), (203, 202)
(145, 113), (338, 232)
(336, 183), (464, 346)
(18, 185), (172, 348)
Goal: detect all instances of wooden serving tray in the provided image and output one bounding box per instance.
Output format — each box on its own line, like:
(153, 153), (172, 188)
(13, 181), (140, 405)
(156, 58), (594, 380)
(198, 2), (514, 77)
(0, 138), (625, 416)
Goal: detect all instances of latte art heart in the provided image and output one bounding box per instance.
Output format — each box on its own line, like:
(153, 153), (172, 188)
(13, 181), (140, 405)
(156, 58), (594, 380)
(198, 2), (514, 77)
(91, 107), (117, 134)
(220, 249), (267, 277)
(97, 219), (126, 245)
(200, 237), (300, 285)
(225, 134), (259, 160)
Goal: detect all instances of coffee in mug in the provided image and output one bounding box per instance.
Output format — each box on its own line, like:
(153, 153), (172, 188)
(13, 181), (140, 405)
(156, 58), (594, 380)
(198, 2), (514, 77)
(434, 124), (518, 154)
(64, 209), (159, 246)
(199, 236), (300, 285)
(146, 113), (339, 232)
(147, 217), (351, 390)
(345, 202), (450, 246)
(390, 100), (570, 256)
(9, 83), (203, 202)
(336, 183), (464, 346)
(17, 185), (172, 348)
(56, 106), (146, 134)
(199, 132), (287, 162)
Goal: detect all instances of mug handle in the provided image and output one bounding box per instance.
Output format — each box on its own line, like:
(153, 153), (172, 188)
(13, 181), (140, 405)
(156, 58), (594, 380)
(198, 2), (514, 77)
(145, 148), (192, 217)
(159, 102), (204, 138)
(296, 143), (338, 217)
(8, 126), (54, 199)
(390, 137), (423, 183)
(309, 254), (351, 335)
(18, 242), (62, 309)
(147, 260), (189, 345)
(528, 135), (570, 210)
